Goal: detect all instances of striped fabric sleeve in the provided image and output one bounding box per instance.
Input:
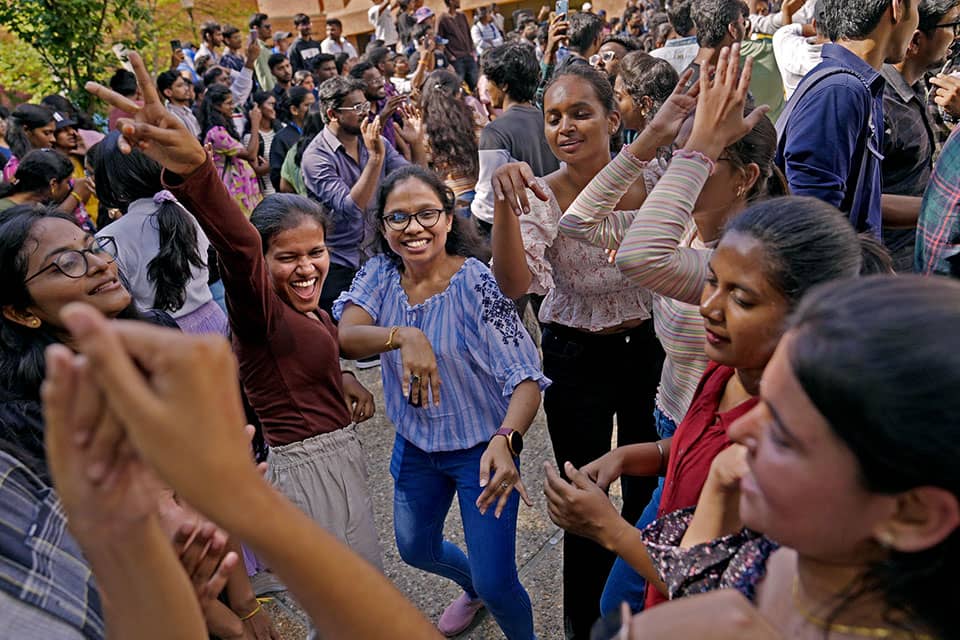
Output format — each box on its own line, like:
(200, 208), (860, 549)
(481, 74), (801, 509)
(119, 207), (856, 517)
(558, 149), (648, 250)
(615, 149), (714, 306)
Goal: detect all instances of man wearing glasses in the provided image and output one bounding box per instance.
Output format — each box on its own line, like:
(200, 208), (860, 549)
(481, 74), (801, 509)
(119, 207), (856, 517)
(879, 0), (960, 271)
(300, 77), (424, 317)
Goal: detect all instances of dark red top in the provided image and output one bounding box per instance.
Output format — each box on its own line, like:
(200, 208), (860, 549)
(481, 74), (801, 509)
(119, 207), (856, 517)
(166, 159), (351, 446)
(646, 361), (758, 608)
(437, 12), (473, 60)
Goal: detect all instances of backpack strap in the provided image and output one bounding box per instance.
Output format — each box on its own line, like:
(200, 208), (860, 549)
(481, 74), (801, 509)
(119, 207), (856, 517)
(776, 65), (878, 226)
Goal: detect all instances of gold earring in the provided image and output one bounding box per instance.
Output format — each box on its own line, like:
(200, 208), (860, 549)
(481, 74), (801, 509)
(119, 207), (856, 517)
(28, 318), (41, 328)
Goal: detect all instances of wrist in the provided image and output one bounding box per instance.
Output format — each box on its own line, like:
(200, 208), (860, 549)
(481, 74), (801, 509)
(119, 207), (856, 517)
(683, 133), (725, 160)
(601, 514), (634, 552)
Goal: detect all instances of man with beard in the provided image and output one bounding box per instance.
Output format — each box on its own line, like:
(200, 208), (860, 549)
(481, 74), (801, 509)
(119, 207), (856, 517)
(268, 53), (294, 102)
(880, 0), (960, 270)
(349, 60), (405, 151)
(300, 77), (423, 315)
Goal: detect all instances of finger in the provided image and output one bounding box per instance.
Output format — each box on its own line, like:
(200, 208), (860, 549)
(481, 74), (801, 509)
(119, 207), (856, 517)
(492, 174), (505, 202)
(478, 451), (492, 489)
(508, 170), (530, 214)
(564, 461), (597, 491)
(199, 550), (237, 600)
(727, 43), (742, 89)
(744, 104), (771, 129)
(85, 81), (142, 115)
(514, 477), (533, 507)
(675, 68), (694, 95)
(521, 165), (549, 202)
(430, 370), (441, 407)
(715, 47), (730, 88)
(41, 345), (82, 478)
(737, 54), (754, 99)
(127, 51), (162, 107)
(401, 360), (411, 397)
(494, 483), (514, 518)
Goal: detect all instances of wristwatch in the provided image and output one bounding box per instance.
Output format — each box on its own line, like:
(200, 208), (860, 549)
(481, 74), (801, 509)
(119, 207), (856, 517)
(492, 427), (523, 456)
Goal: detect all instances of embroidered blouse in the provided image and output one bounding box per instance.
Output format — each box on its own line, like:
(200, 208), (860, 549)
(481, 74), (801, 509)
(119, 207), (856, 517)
(558, 149), (716, 423)
(333, 255), (549, 452)
(518, 181), (653, 332)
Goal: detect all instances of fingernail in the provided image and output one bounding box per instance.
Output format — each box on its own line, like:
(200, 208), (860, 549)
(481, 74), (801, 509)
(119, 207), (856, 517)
(480, 478), (487, 487)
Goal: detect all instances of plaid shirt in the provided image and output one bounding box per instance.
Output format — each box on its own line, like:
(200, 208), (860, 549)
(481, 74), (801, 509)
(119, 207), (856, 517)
(0, 449), (104, 639)
(916, 127), (960, 275)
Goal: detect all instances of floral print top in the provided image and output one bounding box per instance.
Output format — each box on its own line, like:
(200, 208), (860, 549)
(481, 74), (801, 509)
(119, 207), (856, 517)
(204, 126), (262, 218)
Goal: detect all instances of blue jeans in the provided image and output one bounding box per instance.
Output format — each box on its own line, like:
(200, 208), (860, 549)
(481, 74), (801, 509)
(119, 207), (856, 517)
(599, 408), (677, 615)
(451, 56), (479, 92)
(390, 435), (535, 640)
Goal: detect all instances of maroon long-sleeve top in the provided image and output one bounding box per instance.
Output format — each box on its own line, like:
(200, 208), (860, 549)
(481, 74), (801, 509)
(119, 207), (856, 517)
(166, 159), (351, 446)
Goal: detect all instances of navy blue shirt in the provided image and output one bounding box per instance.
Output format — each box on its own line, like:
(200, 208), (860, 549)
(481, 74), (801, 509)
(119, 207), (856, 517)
(776, 44), (885, 235)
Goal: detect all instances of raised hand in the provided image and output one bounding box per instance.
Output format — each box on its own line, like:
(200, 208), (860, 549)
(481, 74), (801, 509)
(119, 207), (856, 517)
(930, 74), (960, 118)
(360, 116), (385, 157)
(395, 103), (424, 145)
(684, 44), (770, 160)
(56, 303), (261, 524)
(491, 161), (550, 216)
(86, 51), (207, 175)
(643, 68), (700, 149)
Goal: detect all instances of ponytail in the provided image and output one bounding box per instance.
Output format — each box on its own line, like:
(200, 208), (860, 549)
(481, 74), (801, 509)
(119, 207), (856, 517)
(147, 197), (206, 312)
(95, 132), (206, 313)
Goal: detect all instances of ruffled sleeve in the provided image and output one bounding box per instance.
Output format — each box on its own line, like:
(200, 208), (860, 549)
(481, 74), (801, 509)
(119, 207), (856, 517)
(641, 508), (780, 602)
(518, 184), (560, 295)
(332, 255), (389, 323)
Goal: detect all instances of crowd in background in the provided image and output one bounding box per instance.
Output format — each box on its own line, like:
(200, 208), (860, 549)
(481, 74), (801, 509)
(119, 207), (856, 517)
(1, 0), (960, 639)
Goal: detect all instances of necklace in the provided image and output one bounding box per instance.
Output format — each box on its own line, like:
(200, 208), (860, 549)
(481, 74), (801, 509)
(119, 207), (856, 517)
(792, 577), (933, 640)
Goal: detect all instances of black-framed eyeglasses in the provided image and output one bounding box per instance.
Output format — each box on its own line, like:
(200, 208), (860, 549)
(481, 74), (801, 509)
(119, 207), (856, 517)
(382, 208), (444, 231)
(936, 20), (960, 37)
(24, 236), (118, 284)
(336, 100), (371, 114)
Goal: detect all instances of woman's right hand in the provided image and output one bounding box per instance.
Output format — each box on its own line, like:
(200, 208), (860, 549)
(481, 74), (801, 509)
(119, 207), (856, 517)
(684, 44), (769, 161)
(492, 162), (550, 217)
(86, 51), (207, 176)
(395, 327), (441, 407)
(703, 443), (749, 496)
(248, 104), (262, 127)
(582, 448), (624, 491)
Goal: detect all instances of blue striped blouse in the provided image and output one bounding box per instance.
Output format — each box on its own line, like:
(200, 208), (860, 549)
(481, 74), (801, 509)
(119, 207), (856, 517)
(333, 256), (550, 452)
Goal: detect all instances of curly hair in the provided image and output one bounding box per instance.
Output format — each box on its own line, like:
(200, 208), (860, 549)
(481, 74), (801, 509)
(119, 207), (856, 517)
(418, 70), (479, 181)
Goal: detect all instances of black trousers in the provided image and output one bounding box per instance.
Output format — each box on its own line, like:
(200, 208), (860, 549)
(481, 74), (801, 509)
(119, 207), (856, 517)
(541, 320), (665, 640)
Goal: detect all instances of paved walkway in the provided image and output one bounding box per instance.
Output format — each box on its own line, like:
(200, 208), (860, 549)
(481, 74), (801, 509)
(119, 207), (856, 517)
(267, 365), (571, 639)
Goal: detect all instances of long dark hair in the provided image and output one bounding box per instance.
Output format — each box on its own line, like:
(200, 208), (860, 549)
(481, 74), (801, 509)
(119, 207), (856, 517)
(545, 63), (616, 114)
(94, 132), (205, 313)
(0, 149), (73, 199)
(419, 70), (479, 181)
(786, 275), (960, 640)
(198, 84), (239, 141)
(0, 205), (143, 399)
(5, 104), (54, 159)
(373, 166), (488, 270)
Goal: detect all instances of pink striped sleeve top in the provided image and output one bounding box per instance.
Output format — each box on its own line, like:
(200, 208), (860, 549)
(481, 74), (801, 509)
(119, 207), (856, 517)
(558, 148), (715, 424)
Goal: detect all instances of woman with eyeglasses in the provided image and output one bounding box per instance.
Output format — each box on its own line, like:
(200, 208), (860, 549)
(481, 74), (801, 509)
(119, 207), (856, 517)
(334, 165), (548, 639)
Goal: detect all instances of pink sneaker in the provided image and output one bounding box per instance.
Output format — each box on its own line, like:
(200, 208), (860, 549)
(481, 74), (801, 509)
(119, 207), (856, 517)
(437, 592), (485, 636)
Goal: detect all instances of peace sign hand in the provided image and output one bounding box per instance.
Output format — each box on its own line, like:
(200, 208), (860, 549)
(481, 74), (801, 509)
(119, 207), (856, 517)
(86, 51), (208, 176)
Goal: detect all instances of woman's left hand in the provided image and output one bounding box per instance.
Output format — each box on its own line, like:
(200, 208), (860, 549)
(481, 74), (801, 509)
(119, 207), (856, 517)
(476, 435), (532, 518)
(240, 603), (281, 640)
(544, 461), (629, 549)
(342, 372), (376, 423)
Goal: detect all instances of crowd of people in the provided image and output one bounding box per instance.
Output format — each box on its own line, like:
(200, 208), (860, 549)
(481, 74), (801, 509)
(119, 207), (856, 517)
(1, 0), (959, 638)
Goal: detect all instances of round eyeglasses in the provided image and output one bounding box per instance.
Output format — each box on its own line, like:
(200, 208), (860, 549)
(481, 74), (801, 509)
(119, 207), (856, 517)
(336, 100), (371, 114)
(381, 208), (444, 231)
(24, 236), (118, 283)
